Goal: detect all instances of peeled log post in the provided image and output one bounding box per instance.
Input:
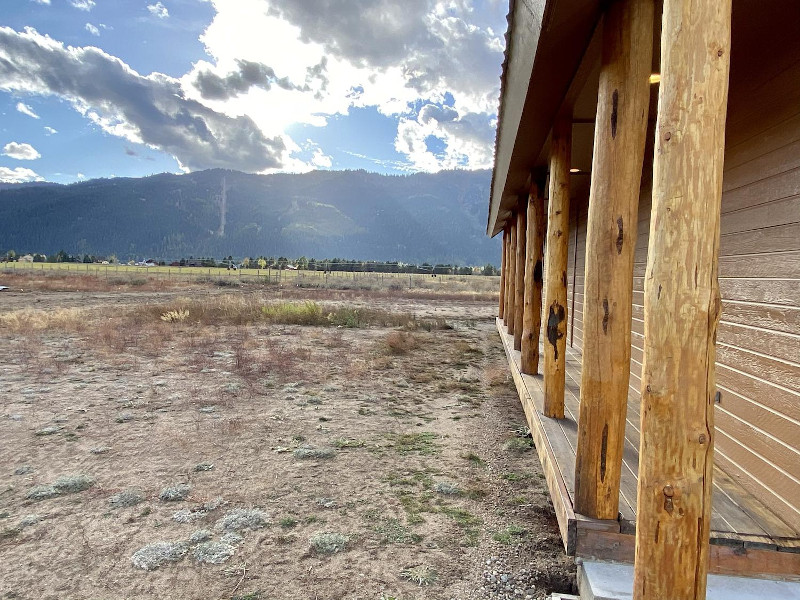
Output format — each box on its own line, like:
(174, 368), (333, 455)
(513, 204), (527, 351)
(506, 217), (517, 335)
(574, 0), (654, 521)
(521, 184), (546, 375)
(543, 110), (572, 419)
(633, 1), (731, 599)
(499, 227), (508, 319)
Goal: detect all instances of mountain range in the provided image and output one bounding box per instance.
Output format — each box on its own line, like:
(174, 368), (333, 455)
(0, 169), (500, 265)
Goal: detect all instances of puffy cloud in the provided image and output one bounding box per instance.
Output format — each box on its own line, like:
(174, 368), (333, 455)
(3, 142), (42, 160)
(395, 104), (495, 171)
(16, 102), (40, 119)
(147, 2), (169, 19)
(44, 126), (58, 134)
(85, 23), (100, 36)
(195, 0), (505, 171)
(0, 27), (286, 172)
(194, 60), (308, 100)
(31, 0), (51, 5)
(70, 0), (95, 11)
(0, 166), (44, 183)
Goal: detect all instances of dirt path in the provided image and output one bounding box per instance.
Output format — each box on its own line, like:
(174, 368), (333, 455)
(0, 287), (574, 600)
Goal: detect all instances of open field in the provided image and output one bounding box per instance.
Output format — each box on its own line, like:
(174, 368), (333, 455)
(2, 262), (501, 294)
(0, 272), (573, 600)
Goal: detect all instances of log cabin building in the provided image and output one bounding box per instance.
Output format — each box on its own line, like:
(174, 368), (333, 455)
(489, 1), (800, 598)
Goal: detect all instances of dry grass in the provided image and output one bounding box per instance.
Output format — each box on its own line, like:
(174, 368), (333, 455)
(384, 331), (419, 355)
(0, 307), (88, 333)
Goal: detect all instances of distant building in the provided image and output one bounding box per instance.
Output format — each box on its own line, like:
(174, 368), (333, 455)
(18, 254), (34, 263)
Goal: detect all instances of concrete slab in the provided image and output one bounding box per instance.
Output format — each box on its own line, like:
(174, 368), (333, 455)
(578, 560), (800, 600)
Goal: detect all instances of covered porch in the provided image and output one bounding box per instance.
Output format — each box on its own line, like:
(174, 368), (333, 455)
(489, 0), (800, 596)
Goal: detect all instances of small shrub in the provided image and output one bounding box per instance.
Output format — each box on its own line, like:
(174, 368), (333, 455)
(159, 484), (190, 502)
(189, 529), (213, 543)
(216, 508), (269, 532)
(374, 518), (422, 544)
(400, 565), (438, 586)
(52, 474), (95, 494)
(461, 452), (485, 466)
(34, 426), (63, 436)
(193, 462), (214, 472)
(434, 481), (461, 496)
(293, 445), (335, 459)
(309, 531), (350, 554)
(193, 541), (235, 564)
(26, 485), (59, 501)
(279, 517), (298, 529)
(110, 489), (145, 508)
(384, 331), (418, 355)
(160, 309), (189, 323)
(502, 437), (533, 453)
(131, 541), (188, 570)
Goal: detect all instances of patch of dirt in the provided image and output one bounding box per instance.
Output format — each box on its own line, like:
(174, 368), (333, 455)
(0, 282), (573, 599)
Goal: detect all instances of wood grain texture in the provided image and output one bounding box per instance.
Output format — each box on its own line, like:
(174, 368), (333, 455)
(506, 219), (517, 331)
(633, 1), (732, 598)
(499, 228), (507, 319)
(514, 204), (527, 350)
(574, 0), (653, 521)
(543, 109), (572, 419)
(521, 185), (546, 375)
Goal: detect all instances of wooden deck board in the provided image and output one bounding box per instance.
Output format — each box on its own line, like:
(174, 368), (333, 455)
(496, 318), (800, 574)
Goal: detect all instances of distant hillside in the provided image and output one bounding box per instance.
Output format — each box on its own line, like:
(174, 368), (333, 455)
(0, 169), (500, 265)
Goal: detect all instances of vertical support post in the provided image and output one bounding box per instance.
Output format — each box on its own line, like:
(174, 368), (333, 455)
(513, 203), (527, 351)
(574, 0), (654, 520)
(506, 216), (517, 334)
(633, 0), (731, 598)
(499, 227), (508, 319)
(521, 182), (546, 375)
(543, 109), (573, 418)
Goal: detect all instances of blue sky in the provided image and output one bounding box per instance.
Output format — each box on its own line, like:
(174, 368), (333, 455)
(0, 0), (507, 184)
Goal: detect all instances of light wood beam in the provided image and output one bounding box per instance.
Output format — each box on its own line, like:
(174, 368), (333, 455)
(633, 0), (732, 598)
(574, 0), (654, 521)
(499, 227), (508, 319)
(521, 183), (546, 375)
(507, 217), (517, 334)
(543, 109), (572, 418)
(513, 202), (528, 350)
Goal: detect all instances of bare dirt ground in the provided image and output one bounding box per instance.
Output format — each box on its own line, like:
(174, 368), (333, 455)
(0, 273), (574, 600)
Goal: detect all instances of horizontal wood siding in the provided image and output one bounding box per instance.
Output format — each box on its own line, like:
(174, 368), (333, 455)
(629, 55), (800, 531)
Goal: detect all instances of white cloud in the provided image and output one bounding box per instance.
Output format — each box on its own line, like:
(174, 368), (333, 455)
(147, 2), (169, 19)
(70, 0), (95, 10)
(77, 172), (86, 179)
(310, 147), (332, 168)
(44, 126), (58, 135)
(0, 166), (44, 183)
(16, 102), (40, 119)
(0, 26), (286, 172)
(85, 23), (100, 36)
(31, 0), (51, 4)
(3, 142), (42, 161)
(192, 0), (505, 170)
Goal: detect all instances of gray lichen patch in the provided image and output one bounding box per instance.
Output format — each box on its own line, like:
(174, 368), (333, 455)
(131, 541), (189, 570)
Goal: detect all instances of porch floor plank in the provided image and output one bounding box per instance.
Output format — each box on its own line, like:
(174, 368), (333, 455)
(496, 318), (800, 578)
